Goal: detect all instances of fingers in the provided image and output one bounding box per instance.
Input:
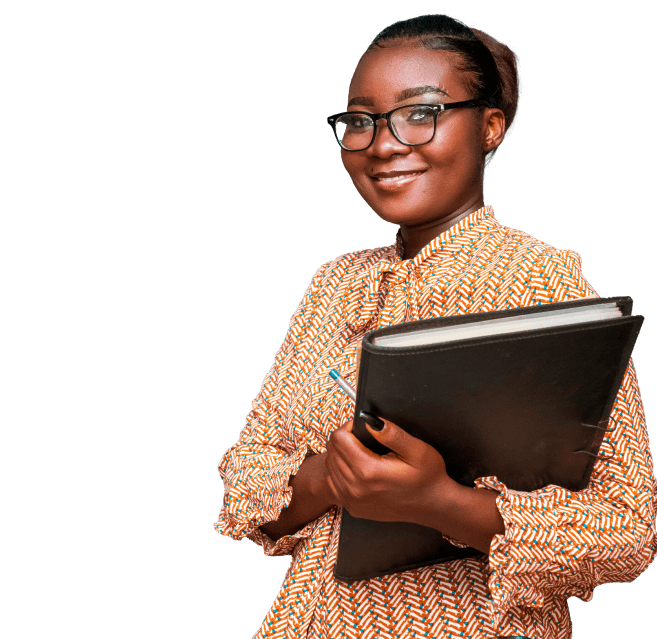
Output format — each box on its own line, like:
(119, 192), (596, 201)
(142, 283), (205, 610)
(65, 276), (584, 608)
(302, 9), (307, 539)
(325, 437), (357, 484)
(325, 459), (352, 507)
(327, 428), (372, 487)
(326, 417), (443, 497)
(367, 418), (428, 466)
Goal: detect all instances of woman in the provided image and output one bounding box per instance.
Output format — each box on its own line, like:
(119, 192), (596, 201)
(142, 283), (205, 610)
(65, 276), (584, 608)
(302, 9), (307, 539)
(216, 15), (656, 639)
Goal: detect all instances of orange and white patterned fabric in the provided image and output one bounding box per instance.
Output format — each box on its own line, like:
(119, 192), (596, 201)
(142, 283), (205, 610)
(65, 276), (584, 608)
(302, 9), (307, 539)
(216, 206), (656, 638)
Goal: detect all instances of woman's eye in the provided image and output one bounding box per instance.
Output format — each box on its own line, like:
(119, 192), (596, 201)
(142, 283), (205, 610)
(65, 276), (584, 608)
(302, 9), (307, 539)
(344, 115), (372, 129)
(405, 108), (434, 125)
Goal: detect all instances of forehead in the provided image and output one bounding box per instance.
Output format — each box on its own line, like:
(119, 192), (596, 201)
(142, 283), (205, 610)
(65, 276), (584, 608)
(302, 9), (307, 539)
(348, 45), (469, 104)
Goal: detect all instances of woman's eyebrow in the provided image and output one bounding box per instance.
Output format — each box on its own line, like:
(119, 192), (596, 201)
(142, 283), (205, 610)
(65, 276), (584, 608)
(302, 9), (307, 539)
(347, 85), (451, 107)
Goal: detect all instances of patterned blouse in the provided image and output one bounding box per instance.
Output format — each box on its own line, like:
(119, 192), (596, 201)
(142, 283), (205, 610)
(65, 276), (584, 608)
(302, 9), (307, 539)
(216, 206), (656, 639)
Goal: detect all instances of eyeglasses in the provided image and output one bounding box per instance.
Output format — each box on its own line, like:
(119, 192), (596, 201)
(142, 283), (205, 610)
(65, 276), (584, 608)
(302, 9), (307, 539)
(327, 99), (490, 151)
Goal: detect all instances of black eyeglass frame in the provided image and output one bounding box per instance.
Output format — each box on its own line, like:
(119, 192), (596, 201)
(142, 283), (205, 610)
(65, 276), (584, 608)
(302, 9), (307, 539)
(327, 99), (491, 151)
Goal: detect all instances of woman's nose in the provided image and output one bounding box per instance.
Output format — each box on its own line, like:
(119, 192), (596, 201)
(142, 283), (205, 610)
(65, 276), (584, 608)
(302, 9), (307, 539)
(366, 118), (411, 158)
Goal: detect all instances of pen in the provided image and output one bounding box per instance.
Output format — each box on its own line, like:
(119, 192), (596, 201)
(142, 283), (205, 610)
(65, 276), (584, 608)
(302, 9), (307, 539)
(328, 369), (356, 401)
(328, 370), (385, 431)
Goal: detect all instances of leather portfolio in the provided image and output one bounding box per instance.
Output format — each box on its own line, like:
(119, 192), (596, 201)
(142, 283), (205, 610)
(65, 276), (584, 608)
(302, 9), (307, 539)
(334, 296), (643, 582)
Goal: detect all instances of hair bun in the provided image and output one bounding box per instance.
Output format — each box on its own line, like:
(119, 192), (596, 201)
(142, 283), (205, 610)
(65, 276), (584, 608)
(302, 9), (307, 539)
(470, 28), (519, 131)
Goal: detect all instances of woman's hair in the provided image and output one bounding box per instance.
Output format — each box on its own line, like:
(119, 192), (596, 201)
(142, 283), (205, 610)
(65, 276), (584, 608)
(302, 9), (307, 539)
(369, 15), (519, 131)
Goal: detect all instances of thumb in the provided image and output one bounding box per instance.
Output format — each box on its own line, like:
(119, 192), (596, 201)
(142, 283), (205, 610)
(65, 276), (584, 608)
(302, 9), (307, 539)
(360, 412), (427, 464)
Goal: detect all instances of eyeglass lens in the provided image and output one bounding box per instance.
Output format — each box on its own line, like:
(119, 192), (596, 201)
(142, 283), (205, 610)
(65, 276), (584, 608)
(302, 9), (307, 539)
(335, 105), (436, 150)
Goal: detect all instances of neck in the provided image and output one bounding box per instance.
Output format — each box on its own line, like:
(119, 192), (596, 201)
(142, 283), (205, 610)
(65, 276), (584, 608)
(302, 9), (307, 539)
(399, 196), (485, 260)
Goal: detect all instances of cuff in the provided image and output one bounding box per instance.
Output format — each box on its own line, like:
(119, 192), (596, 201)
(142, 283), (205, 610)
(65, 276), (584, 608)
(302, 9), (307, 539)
(475, 476), (596, 625)
(214, 489), (316, 556)
(247, 518), (318, 556)
(215, 442), (310, 555)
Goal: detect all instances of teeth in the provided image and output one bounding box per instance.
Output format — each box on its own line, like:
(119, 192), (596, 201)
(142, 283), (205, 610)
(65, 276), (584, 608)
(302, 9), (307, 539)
(375, 172), (422, 181)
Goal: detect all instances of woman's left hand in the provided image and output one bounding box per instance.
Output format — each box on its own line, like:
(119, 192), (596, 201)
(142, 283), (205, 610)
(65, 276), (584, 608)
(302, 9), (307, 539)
(324, 417), (455, 524)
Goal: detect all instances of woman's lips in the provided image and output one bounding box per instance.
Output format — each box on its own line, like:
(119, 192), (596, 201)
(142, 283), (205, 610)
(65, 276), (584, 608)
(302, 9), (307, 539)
(369, 170), (426, 191)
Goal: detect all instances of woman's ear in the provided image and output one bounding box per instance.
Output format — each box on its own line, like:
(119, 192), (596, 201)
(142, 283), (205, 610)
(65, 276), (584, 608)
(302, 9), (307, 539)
(482, 108), (506, 154)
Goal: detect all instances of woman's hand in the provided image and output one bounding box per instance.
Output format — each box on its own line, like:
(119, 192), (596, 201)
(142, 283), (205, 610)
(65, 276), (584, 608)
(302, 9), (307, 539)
(324, 417), (454, 524)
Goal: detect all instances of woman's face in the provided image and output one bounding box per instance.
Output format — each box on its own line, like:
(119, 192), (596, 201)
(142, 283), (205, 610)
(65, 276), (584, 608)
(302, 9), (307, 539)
(342, 44), (501, 230)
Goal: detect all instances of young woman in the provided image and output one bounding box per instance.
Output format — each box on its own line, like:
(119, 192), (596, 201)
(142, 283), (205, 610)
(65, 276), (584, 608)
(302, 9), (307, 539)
(216, 15), (655, 639)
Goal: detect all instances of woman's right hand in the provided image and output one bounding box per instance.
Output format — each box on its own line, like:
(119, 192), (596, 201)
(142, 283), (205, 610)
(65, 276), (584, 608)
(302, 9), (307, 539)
(323, 422), (353, 508)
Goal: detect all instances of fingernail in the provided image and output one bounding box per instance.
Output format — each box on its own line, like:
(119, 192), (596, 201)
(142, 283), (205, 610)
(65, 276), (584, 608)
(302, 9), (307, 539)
(359, 411), (385, 431)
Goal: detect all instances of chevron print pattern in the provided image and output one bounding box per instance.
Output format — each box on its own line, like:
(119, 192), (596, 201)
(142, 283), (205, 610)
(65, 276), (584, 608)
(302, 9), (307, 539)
(216, 207), (656, 638)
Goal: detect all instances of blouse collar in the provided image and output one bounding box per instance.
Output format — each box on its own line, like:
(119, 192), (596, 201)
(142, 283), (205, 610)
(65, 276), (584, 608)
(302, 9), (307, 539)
(342, 206), (500, 330)
(394, 205), (499, 265)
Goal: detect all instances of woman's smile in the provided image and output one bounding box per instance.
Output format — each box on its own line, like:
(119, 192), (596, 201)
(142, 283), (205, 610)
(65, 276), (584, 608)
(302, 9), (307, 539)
(370, 168), (427, 190)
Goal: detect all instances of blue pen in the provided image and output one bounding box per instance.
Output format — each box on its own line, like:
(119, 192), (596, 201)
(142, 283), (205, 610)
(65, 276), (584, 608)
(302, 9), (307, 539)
(329, 370), (385, 430)
(328, 369), (356, 401)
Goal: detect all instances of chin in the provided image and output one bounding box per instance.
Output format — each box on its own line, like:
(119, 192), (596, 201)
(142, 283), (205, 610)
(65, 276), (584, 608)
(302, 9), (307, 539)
(361, 192), (432, 227)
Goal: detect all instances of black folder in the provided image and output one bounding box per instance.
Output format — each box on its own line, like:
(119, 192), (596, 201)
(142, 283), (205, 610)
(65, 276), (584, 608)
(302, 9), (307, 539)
(334, 297), (643, 582)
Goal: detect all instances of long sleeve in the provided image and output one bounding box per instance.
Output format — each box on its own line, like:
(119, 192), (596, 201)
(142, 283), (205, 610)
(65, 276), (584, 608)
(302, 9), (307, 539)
(479, 250), (657, 628)
(215, 261), (332, 556)
(216, 208), (656, 639)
